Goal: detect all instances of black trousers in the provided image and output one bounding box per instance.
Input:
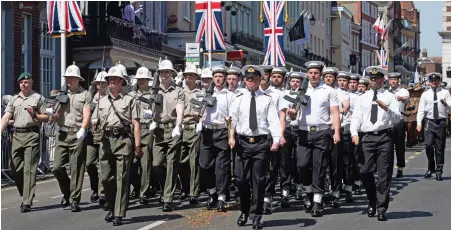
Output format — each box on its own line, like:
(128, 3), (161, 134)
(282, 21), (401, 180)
(199, 128), (230, 196)
(236, 135), (270, 221)
(424, 119), (446, 173)
(264, 147), (279, 198)
(354, 132), (365, 180)
(296, 129), (331, 195)
(329, 130), (342, 193)
(279, 126), (299, 192)
(393, 120), (406, 168)
(360, 130), (394, 213)
(341, 131), (355, 186)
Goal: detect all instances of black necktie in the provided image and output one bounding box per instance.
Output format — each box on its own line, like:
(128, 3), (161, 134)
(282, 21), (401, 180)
(433, 89), (439, 119)
(249, 92), (258, 131)
(370, 90), (378, 124)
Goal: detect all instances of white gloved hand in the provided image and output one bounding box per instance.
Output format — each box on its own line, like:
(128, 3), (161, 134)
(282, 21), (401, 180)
(91, 119), (98, 126)
(149, 121), (157, 131)
(76, 128), (86, 140)
(196, 122), (203, 133)
(172, 126), (181, 137)
(45, 108), (55, 116)
(143, 109), (153, 119)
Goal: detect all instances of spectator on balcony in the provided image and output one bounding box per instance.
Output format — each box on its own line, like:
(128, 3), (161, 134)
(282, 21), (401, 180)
(123, 1), (143, 25)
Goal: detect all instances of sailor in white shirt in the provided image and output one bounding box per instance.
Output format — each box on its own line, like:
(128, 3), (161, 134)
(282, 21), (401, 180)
(229, 65), (281, 229)
(199, 65), (234, 212)
(226, 67), (242, 93)
(358, 77), (369, 94)
(278, 72), (304, 208)
(417, 72), (451, 181)
(322, 67), (339, 87)
(259, 66), (287, 214)
(388, 72), (410, 178)
(286, 61), (341, 217)
(350, 66), (402, 221)
(348, 74), (361, 94)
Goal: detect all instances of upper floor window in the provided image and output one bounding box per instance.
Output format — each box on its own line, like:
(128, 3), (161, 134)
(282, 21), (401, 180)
(184, 2), (191, 21)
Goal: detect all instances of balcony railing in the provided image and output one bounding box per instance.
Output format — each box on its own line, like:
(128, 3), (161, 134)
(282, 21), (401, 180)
(71, 16), (166, 55)
(231, 31), (264, 52)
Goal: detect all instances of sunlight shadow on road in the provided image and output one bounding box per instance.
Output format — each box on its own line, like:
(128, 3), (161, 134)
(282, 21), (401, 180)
(263, 218), (316, 228)
(386, 211), (433, 220)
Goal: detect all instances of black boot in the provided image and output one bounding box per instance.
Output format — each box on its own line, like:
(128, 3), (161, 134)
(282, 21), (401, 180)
(262, 200), (272, 215)
(436, 172), (443, 181)
(236, 212), (248, 226)
(294, 189), (302, 200)
(20, 204), (31, 213)
(162, 202), (173, 212)
(206, 194), (218, 210)
(311, 202), (323, 217)
(113, 217), (122, 226)
(280, 196), (290, 208)
(396, 169), (403, 178)
(217, 200), (226, 212)
(104, 211), (114, 222)
(61, 196), (70, 208)
(303, 193), (313, 213)
(424, 170), (434, 178)
(71, 201), (81, 212)
(90, 191), (99, 203)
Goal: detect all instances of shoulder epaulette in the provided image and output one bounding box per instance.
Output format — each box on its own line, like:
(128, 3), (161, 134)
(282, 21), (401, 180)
(263, 93), (271, 97)
(235, 92), (244, 97)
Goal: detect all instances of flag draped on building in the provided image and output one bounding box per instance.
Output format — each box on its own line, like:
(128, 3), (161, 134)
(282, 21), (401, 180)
(262, 1), (286, 67)
(47, 1), (85, 38)
(195, 1), (226, 52)
(375, 49), (389, 69)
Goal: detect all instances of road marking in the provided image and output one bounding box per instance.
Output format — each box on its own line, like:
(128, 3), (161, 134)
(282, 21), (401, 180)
(51, 188), (90, 199)
(2, 173), (89, 191)
(408, 156), (416, 159)
(405, 160), (409, 163)
(1, 208), (8, 210)
(415, 152), (421, 155)
(136, 221), (166, 230)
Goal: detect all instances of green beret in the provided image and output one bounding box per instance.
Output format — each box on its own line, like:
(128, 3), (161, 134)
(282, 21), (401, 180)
(18, 72), (32, 81)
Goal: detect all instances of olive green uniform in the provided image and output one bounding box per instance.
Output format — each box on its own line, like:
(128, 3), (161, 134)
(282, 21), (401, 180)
(179, 86), (203, 198)
(153, 85), (184, 203)
(93, 92), (139, 217)
(53, 87), (91, 202)
(6, 91), (45, 206)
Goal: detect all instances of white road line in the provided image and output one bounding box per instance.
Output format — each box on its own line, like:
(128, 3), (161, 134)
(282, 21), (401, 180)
(1, 208), (8, 211)
(51, 188), (91, 199)
(2, 173), (89, 191)
(415, 152), (421, 155)
(408, 156), (416, 159)
(136, 221), (166, 230)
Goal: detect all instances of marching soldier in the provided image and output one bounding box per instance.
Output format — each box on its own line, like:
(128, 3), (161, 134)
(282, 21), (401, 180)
(0, 72), (49, 212)
(417, 72), (450, 181)
(93, 66), (142, 226)
(351, 66), (402, 221)
(322, 67), (339, 87)
(86, 71), (108, 207)
(50, 64), (92, 212)
(286, 61), (340, 217)
(388, 73), (410, 178)
(358, 78), (369, 93)
(200, 68), (213, 90)
(229, 65), (281, 229)
(227, 67), (242, 93)
(404, 84), (417, 147)
(178, 64), (202, 204)
(152, 60), (184, 212)
(128, 67), (154, 204)
(415, 85), (426, 143)
(199, 65), (233, 212)
(260, 66), (286, 214)
(348, 74), (360, 93)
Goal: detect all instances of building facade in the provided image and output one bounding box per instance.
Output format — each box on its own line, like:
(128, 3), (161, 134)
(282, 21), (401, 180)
(331, 6), (353, 71)
(439, 1), (451, 82)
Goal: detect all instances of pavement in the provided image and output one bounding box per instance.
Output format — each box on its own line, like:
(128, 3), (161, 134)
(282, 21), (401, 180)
(2, 140), (451, 230)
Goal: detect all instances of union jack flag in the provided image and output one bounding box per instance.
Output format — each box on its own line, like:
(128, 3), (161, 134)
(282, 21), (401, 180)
(262, 1), (286, 67)
(47, 1), (85, 38)
(195, 1), (226, 52)
(375, 49), (389, 69)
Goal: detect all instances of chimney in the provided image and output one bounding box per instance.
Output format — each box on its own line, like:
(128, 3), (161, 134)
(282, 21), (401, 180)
(422, 48), (427, 58)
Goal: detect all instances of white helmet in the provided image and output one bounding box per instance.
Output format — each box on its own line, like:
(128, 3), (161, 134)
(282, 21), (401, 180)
(94, 71), (108, 83)
(183, 64), (199, 76)
(201, 68), (213, 79)
(105, 66), (127, 86)
(116, 62), (130, 84)
(134, 67), (152, 79)
(157, 60), (177, 76)
(63, 62), (84, 81)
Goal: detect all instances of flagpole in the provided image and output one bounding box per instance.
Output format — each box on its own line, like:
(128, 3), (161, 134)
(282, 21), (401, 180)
(60, 1), (67, 87)
(208, 1), (212, 68)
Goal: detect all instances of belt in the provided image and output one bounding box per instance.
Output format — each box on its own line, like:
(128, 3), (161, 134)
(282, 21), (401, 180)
(182, 123), (197, 130)
(427, 118), (446, 122)
(238, 135), (269, 144)
(140, 123), (150, 130)
(203, 123), (226, 130)
(340, 124), (350, 133)
(363, 128), (392, 135)
(104, 127), (129, 137)
(13, 126), (40, 133)
(299, 124), (330, 132)
(156, 121), (175, 129)
(59, 126), (80, 133)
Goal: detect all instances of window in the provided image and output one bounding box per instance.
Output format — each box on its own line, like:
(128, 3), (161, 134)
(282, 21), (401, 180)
(22, 14), (30, 73)
(184, 2), (191, 21)
(1, 8), (5, 94)
(40, 22), (56, 97)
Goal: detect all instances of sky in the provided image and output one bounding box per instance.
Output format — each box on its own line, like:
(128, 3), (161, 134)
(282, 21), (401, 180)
(415, 1), (442, 57)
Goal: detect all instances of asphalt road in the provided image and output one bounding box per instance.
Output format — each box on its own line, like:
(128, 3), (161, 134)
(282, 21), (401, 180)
(2, 141), (451, 230)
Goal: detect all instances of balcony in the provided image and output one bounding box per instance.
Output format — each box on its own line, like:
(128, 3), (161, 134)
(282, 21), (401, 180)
(285, 51), (308, 68)
(231, 31), (264, 52)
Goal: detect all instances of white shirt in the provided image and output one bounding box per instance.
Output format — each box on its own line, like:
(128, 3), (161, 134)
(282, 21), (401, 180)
(417, 87), (451, 121)
(261, 85), (286, 111)
(390, 86), (410, 114)
(203, 87), (234, 125)
(296, 82), (339, 127)
(350, 88), (402, 136)
(230, 89), (281, 143)
(336, 88), (353, 127)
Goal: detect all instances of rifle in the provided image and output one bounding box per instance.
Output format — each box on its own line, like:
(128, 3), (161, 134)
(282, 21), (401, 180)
(44, 84), (69, 114)
(190, 81), (216, 116)
(136, 71), (163, 110)
(283, 77), (310, 111)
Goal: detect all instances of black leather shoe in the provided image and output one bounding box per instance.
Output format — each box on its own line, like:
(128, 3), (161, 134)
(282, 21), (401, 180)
(262, 201), (272, 215)
(206, 194), (218, 210)
(104, 211), (114, 222)
(130, 189), (139, 199)
(189, 197), (199, 205)
(159, 193), (164, 204)
(377, 212), (387, 221)
(280, 197), (290, 208)
(179, 192), (189, 201)
(311, 202), (323, 217)
(139, 197), (149, 204)
(61, 197), (70, 208)
(20, 204), (31, 213)
(99, 196), (108, 211)
(345, 193), (354, 203)
(162, 202), (173, 212)
(330, 197), (340, 208)
(236, 212), (248, 226)
(396, 170), (403, 178)
(217, 200), (226, 212)
(303, 195), (313, 213)
(367, 204), (376, 217)
(252, 219), (263, 229)
(112, 217), (122, 226)
(436, 172), (443, 181)
(424, 170), (434, 178)
(294, 189), (302, 200)
(90, 191), (99, 203)
(71, 201), (81, 212)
